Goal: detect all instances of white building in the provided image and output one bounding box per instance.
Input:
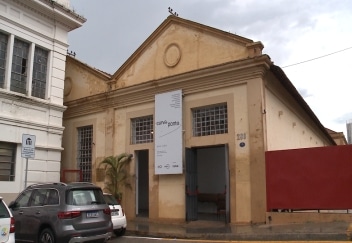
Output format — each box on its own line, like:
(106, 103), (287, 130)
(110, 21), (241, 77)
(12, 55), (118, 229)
(0, 0), (85, 202)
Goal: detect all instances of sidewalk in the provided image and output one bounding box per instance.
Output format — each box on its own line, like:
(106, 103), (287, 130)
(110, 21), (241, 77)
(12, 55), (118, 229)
(126, 217), (351, 241)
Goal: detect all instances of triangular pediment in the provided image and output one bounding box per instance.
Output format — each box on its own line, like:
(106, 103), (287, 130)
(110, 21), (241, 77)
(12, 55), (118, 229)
(111, 15), (263, 89)
(64, 56), (110, 102)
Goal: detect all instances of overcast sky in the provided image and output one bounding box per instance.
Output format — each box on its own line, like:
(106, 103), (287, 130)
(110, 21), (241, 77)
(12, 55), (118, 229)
(68, 0), (352, 136)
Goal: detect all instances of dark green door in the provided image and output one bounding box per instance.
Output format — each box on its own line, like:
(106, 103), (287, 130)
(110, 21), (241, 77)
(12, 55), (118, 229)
(186, 148), (197, 221)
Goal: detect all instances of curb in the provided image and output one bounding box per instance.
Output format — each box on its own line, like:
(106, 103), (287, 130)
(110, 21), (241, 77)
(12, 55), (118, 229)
(126, 229), (349, 241)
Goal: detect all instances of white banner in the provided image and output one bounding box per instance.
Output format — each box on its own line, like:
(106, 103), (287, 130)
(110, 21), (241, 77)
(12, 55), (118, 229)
(155, 90), (183, 174)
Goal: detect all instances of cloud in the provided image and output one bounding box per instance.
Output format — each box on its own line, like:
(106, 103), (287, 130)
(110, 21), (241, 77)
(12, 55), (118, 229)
(336, 113), (352, 125)
(297, 88), (313, 99)
(68, 0), (352, 134)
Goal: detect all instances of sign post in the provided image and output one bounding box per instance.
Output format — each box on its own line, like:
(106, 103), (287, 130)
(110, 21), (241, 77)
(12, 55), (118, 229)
(21, 134), (36, 188)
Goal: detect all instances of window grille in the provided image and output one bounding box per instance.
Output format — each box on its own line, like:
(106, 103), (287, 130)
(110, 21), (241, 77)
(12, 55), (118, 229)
(32, 46), (48, 99)
(131, 116), (154, 144)
(11, 38), (29, 94)
(77, 126), (93, 182)
(192, 103), (228, 136)
(0, 32), (8, 88)
(0, 142), (16, 181)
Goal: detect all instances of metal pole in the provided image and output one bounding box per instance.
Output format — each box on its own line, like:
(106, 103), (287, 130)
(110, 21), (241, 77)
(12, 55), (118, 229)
(24, 158), (28, 188)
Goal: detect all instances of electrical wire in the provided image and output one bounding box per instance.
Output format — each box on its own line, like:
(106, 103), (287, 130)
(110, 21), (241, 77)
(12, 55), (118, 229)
(281, 46), (352, 68)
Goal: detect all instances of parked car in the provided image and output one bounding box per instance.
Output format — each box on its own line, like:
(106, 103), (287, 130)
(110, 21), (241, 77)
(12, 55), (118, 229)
(103, 193), (127, 236)
(0, 197), (15, 243)
(9, 182), (112, 243)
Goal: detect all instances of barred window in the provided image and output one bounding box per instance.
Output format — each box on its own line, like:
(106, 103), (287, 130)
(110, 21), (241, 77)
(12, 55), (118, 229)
(192, 103), (228, 136)
(77, 126), (93, 182)
(0, 32), (8, 88)
(131, 116), (153, 144)
(11, 38), (29, 94)
(0, 142), (16, 181)
(32, 46), (48, 99)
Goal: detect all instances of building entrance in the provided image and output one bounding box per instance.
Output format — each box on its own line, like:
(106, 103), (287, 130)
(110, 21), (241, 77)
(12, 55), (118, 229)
(186, 145), (229, 222)
(135, 150), (149, 217)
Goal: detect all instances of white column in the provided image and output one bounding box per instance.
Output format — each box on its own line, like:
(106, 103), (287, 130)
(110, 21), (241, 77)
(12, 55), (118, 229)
(27, 42), (35, 97)
(4, 34), (14, 90)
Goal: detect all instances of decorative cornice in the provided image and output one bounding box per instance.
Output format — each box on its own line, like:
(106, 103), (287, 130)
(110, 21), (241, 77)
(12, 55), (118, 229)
(0, 90), (67, 112)
(0, 114), (64, 133)
(64, 56), (272, 119)
(11, 0), (86, 31)
(0, 15), (70, 48)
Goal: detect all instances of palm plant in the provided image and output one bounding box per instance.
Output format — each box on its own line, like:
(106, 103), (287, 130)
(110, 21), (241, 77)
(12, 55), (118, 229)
(99, 153), (133, 201)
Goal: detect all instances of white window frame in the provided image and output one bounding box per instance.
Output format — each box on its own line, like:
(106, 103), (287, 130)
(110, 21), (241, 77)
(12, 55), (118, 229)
(0, 31), (50, 100)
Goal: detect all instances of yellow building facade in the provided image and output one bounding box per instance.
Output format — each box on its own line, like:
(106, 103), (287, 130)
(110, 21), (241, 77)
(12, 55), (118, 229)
(62, 16), (334, 224)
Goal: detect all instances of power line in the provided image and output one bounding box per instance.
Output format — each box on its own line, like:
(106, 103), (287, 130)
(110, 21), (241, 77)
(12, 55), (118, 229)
(281, 46), (352, 68)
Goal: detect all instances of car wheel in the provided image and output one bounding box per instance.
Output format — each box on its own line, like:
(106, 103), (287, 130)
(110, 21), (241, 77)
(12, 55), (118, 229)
(114, 227), (126, 237)
(39, 228), (55, 243)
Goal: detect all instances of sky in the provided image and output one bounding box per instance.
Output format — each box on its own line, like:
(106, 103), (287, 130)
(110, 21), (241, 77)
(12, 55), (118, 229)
(68, 0), (352, 137)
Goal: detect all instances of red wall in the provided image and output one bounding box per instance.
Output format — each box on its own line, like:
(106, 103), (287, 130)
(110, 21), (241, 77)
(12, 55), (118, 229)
(265, 145), (352, 211)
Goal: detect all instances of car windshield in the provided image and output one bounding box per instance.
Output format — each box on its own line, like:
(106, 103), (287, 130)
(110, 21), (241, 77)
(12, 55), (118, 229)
(104, 194), (119, 205)
(67, 188), (105, 205)
(0, 199), (10, 218)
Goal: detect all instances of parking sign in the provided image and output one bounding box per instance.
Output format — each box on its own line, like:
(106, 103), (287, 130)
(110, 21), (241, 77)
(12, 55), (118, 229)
(21, 134), (36, 158)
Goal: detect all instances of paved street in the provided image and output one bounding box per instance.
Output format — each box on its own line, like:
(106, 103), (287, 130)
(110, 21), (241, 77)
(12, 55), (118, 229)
(124, 218), (351, 242)
(111, 235), (352, 243)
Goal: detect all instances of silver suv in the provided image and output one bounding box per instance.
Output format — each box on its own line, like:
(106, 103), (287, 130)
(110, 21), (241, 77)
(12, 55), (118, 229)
(9, 182), (112, 243)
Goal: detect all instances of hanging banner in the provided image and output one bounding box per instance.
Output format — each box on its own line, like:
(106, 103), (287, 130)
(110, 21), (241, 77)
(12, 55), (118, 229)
(155, 90), (183, 174)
